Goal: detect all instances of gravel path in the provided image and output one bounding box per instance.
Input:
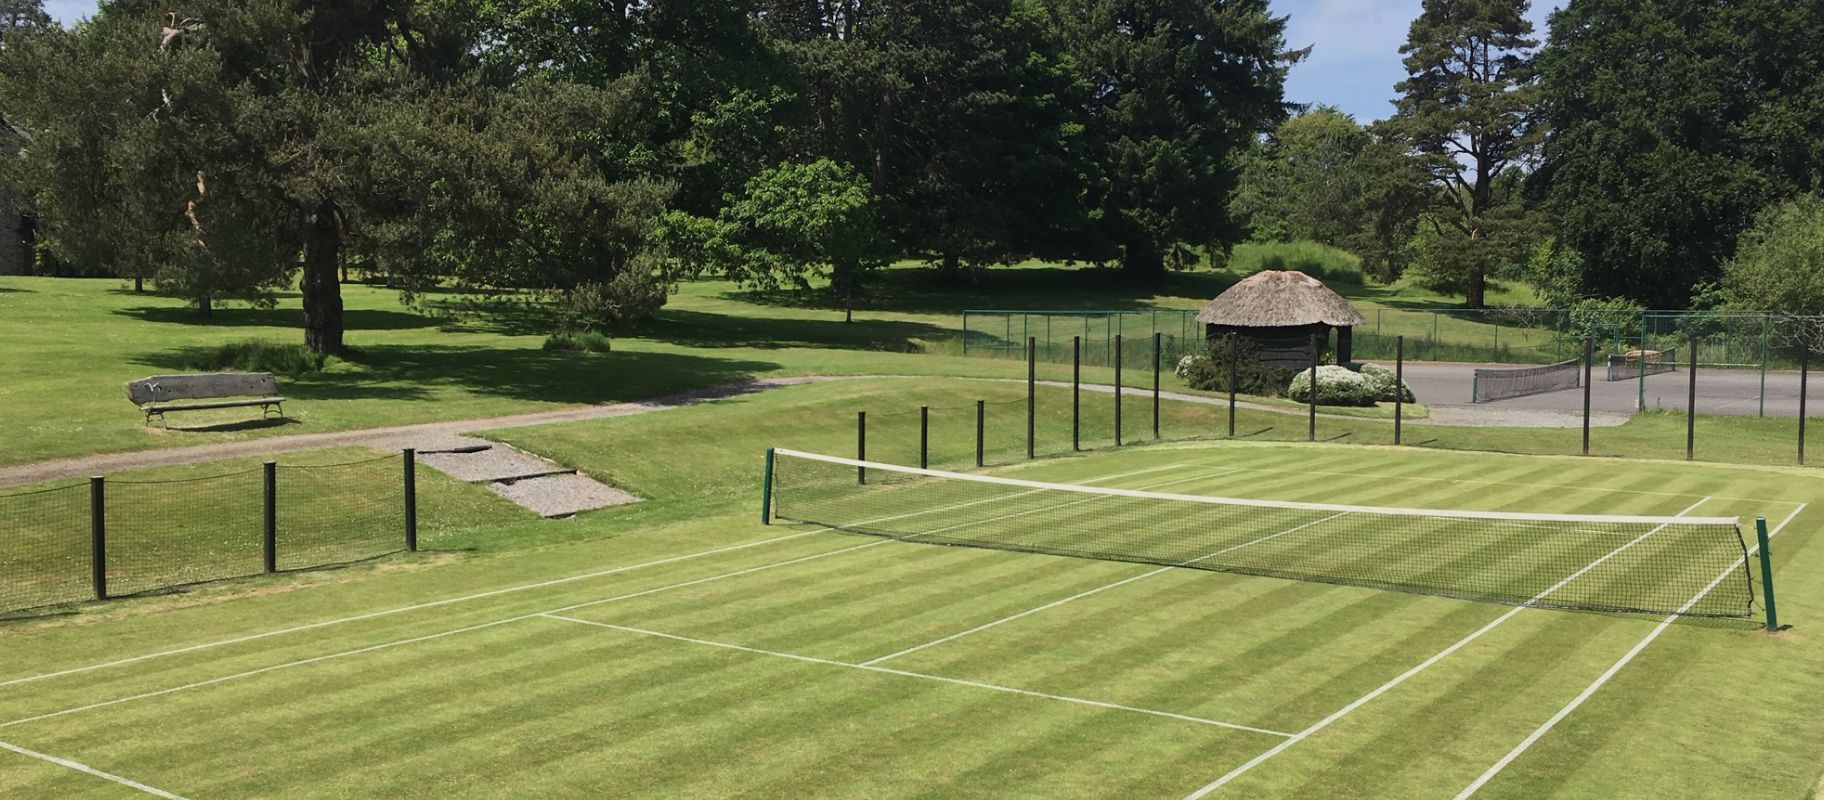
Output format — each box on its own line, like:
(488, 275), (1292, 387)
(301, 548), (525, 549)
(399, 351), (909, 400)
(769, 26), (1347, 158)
(0, 370), (1629, 489)
(0, 377), (822, 488)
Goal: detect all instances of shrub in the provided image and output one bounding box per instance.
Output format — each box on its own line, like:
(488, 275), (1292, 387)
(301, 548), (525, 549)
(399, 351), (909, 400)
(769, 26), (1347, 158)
(1358, 363), (1415, 402)
(554, 260), (670, 333)
(185, 339), (330, 375)
(1285, 364), (1377, 406)
(543, 331), (614, 353)
(1180, 336), (1297, 395)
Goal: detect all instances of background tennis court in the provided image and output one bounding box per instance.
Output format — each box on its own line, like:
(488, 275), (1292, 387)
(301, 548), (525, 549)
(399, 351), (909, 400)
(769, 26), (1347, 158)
(0, 441), (1814, 798)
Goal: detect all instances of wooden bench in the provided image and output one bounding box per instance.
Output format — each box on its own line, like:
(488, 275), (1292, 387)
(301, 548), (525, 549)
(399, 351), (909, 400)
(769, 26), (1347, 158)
(126, 372), (286, 426)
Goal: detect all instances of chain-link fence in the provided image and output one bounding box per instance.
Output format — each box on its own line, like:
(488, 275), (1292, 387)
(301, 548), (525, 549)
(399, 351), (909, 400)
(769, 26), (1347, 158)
(0, 451), (421, 616)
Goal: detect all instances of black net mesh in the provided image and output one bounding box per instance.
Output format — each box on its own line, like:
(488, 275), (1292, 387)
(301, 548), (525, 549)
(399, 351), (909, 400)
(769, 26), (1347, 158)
(0, 483), (92, 612)
(771, 450), (1755, 619)
(106, 469), (265, 596)
(276, 456), (405, 570)
(1473, 358), (1584, 403)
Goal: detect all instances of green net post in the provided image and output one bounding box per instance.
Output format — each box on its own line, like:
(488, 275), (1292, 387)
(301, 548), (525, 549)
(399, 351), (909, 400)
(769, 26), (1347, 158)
(1757, 517), (1778, 631)
(761, 447), (775, 525)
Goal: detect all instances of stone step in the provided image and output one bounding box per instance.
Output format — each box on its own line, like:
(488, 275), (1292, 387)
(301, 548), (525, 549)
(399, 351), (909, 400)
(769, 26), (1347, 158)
(487, 472), (641, 519)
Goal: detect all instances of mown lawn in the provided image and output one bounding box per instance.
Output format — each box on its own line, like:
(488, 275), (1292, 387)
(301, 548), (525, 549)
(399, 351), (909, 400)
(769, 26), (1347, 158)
(0, 432), (1817, 799)
(0, 261), (1546, 468)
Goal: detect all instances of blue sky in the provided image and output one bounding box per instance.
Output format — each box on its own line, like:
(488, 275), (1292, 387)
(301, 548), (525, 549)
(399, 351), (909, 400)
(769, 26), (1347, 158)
(44, 0), (1560, 124)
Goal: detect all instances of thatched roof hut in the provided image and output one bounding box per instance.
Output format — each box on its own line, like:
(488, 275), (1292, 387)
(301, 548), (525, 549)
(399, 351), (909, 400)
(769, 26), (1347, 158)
(1197, 270), (1366, 366)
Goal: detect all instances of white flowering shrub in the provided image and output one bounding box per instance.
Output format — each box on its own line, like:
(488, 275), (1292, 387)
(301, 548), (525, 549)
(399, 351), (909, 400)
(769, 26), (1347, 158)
(1285, 364), (1377, 406)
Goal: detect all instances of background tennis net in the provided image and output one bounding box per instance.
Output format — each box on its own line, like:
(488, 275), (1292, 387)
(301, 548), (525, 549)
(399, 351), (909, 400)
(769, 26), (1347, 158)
(1606, 348), (1680, 382)
(1472, 358), (1583, 403)
(767, 449), (1753, 619)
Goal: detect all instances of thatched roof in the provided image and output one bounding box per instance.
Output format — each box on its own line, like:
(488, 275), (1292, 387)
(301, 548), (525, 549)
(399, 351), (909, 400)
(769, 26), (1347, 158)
(1195, 270), (1366, 328)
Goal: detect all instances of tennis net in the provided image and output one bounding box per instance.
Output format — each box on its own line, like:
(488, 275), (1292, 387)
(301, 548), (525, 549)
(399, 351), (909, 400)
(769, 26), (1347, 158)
(1607, 348), (1679, 382)
(1472, 358), (1583, 403)
(766, 448), (1753, 618)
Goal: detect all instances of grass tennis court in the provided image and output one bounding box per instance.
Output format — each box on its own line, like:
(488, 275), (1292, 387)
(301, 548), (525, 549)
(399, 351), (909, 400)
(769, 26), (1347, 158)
(1, 440), (1820, 798)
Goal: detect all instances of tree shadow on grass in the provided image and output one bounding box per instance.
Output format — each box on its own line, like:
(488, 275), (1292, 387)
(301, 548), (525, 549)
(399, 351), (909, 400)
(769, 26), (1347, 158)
(113, 304), (439, 332)
(634, 308), (951, 353)
(728, 266), (1239, 316)
(134, 344), (780, 407)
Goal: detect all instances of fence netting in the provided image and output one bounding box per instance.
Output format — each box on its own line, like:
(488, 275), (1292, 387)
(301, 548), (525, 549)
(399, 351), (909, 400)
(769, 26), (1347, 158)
(0, 483), (91, 613)
(107, 468), (265, 597)
(277, 456), (405, 570)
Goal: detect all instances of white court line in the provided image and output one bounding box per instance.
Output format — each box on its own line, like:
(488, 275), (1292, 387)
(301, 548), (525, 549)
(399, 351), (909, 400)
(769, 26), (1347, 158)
(0, 464), (1194, 731)
(1166, 459), (1804, 507)
(0, 738), (189, 799)
(1181, 497), (1712, 799)
(861, 509), (1346, 666)
(538, 614), (1295, 738)
(1453, 502), (1807, 799)
(0, 462), (1185, 691)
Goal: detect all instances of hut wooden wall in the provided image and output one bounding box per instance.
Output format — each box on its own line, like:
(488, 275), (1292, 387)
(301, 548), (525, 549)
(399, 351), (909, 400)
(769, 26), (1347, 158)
(1207, 322), (1338, 368)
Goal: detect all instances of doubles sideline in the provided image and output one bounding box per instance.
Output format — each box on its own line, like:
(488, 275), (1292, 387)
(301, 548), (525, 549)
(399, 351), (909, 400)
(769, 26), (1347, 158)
(0, 463), (1184, 691)
(0, 463), (1201, 732)
(1452, 501), (1808, 798)
(1180, 497), (1714, 799)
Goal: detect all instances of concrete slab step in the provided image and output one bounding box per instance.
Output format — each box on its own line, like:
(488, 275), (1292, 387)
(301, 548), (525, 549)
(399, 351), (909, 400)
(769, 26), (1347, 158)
(487, 472), (641, 519)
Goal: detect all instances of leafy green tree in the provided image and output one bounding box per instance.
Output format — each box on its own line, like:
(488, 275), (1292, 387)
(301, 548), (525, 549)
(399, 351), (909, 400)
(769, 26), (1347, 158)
(685, 158), (889, 322)
(1721, 194), (1824, 313)
(1382, 0), (1540, 307)
(0, 0), (50, 37)
(1057, 0), (1296, 276)
(1232, 108), (1374, 246)
(1537, 0), (1824, 308)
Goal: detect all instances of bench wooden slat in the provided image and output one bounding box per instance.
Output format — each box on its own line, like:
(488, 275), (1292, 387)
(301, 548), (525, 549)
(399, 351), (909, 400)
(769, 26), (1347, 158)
(126, 373), (280, 405)
(144, 397), (286, 413)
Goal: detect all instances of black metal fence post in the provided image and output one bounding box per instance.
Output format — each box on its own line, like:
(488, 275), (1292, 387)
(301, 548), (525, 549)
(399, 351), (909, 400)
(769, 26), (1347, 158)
(1072, 335), (1080, 451)
(1027, 337), (1036, 459)
(403, 448), (418, 552)
(1801, 350), (1810, 466)
(1394, 336), (1405, 445)
(1582, 337), (1594, 456)
(1115, 334), (1124, 446)
(857, 411), (867, 484)
(1687, 337), (1699, 461)
(1152, 332), (1161, 439)
(1307, 334), (1319, 442)
(89, 475), (107, 601)
(975, 400), (985, 468)
(1227, 333), (1237, 438)
(919, 405), (929, 469)
(263, 461), (277, 573)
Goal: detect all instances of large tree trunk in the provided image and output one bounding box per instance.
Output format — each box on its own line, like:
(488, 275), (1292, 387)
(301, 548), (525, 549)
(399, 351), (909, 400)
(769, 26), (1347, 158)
(1121, 238), (1165, 277)
(1466, 266), (1486, 309)
(939, 252), (960, 279)
(300, 201), (344, 354)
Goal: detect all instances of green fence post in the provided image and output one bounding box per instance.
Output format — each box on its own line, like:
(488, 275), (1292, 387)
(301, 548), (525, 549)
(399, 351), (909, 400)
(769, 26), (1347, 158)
(263, 461), (277, 573)
(761, 447), (775, 524)
(857, 411), (867, 485)
(1027, 337), (1036, 459)
(89, 475), (107, 601)
(1757, 517), (1778, 631)
(975, 400), (985, 468)
(962, 312), (969, 357)
(1227, 333), (1238, 438)
(1307, 334), (1319, 442)
(1760, 315), (1769, 417)
(403, 448), (417, 552)
(1395, 336), (1405, 445)
(1115, 334), (1123, 446)
(919, 406), (929, 469)
(1582, 337), (1594, 456)
(1152, 332), (1162, 439)
(1072, 335), (1081, 451)
(1687, 337), (1699, 461)
(1801, 350), (1809, 466)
